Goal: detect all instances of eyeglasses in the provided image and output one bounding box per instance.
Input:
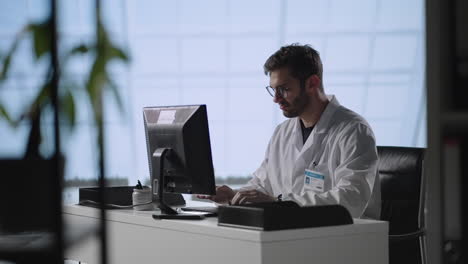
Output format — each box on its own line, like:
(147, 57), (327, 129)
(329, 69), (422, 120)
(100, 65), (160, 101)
(265, 85), (290, 98)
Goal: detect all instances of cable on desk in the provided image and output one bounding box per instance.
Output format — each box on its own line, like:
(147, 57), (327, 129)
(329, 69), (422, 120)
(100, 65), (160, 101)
(78, 200), (153, 209)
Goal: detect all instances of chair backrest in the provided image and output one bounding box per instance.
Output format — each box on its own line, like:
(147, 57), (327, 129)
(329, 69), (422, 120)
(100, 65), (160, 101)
(377, 146), (425, 264)
(378, 146), (425, 232)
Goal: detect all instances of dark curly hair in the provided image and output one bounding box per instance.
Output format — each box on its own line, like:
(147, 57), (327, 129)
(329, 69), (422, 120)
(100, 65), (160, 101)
(263, 43), (323, 88)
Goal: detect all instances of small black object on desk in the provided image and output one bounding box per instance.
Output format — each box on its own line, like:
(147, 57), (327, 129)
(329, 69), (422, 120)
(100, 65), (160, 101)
(135, 180), (143, 190)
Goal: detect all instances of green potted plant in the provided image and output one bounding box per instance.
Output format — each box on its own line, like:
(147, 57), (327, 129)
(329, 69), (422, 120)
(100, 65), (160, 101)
(0, 10), (129, 232)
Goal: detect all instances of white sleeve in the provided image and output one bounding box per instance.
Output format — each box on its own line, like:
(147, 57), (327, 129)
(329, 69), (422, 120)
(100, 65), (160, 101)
(283, 123), (378, 218)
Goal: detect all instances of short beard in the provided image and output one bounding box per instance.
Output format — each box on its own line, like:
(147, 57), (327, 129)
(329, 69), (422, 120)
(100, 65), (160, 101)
(282, 90), (309, 118)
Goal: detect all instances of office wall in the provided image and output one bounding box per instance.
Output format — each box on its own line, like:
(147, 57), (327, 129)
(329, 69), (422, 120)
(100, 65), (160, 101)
(0, 0), (425, 184)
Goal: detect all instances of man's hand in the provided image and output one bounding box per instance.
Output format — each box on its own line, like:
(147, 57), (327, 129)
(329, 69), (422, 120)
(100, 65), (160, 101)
(197, 185), (236, 204)
(231, 189), (276, 205)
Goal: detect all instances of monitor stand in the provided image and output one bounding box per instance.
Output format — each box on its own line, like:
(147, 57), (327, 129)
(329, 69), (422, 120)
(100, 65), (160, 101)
(151, 148), (206, 220)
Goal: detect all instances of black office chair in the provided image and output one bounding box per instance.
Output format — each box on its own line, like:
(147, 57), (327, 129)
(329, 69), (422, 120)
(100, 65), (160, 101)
(377, 146), (426, 264)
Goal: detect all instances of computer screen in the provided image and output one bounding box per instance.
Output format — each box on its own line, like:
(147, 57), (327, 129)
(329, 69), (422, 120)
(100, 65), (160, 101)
(143, 104), (216, 217)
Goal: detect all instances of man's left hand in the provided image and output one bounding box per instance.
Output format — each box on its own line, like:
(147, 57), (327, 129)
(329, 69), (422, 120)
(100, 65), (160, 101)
(231, 190), (276, 205)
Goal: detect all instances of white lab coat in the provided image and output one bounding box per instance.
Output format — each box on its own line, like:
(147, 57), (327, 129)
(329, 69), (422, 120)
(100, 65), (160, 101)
(245, 95), (380, 219)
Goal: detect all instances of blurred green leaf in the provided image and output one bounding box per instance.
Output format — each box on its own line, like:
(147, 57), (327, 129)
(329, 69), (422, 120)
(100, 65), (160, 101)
(22, 78), (51, 121)
(86, 19), (129, 124)
(106, 75), (124, 115)
(70, 44), (92, 55)
(0, 103), (15, 127)
(61, 43), (93, 69)
(97, 20), (108, 44)
(109, 46), (129, 62)
(31, 20), (51, 60)
(0, 25), (31, 82)
(0, 7), (133, 157)
(86, 57), (106, 125)
(0, 53), (13, 81)
(60, 89), (76, 130)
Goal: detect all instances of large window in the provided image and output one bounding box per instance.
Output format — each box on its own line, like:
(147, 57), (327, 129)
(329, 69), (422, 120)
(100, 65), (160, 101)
(0, 0), (425, 188)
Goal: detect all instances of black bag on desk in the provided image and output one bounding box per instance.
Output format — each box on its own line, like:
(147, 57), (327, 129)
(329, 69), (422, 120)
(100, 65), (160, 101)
(217, 201), (353, 231)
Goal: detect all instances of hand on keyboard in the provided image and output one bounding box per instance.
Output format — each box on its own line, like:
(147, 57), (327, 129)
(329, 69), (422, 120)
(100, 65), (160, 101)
(196, 185), (235, 204)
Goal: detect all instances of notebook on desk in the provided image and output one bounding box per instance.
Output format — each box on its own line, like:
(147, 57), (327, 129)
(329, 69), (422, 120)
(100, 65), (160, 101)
(180, 206), (218, 215)
(180, 200), (299, 216)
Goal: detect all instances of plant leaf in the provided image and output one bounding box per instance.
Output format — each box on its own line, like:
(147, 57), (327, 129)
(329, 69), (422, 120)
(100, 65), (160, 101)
(97, 21), (130, 63)
(105, 74), (124, 115)
(0, 25), (32, 82)
(70, 44), (91, 55)
(82, 17), (129, 127)
(108, 46), (129, 62)
(0, 52), (13, 81)
(60, 88), (76, 130)
(0, 103), (16, 127)
(61, 43), (93, 69)
(86, 58), (106, 125)
(21, 79), (51, 121)
(31, 20), (51, 60)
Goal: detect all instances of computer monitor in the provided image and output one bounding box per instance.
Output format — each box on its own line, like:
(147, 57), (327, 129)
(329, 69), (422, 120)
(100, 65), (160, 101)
(143, 104), (216, 218)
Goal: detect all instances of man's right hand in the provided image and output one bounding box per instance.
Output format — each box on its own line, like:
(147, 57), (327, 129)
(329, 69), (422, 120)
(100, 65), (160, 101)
(197, 185), (236, 204)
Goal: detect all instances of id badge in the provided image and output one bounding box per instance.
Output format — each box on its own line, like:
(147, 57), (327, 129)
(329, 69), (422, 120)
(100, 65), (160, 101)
(304, 169), (325, 192)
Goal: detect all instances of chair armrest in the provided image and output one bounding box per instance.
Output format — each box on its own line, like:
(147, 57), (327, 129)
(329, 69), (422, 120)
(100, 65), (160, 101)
(389, 228), (426, 241)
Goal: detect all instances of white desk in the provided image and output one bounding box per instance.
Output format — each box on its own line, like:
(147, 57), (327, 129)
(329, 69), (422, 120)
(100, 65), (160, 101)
(63, 204), (388, 264)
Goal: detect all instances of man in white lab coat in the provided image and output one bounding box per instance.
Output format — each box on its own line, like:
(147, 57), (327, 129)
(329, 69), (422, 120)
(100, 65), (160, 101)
(200, 44), (380, 219)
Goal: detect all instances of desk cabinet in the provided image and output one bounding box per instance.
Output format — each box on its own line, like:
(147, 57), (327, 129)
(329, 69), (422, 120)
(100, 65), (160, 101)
(64, 205), (388, 264)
